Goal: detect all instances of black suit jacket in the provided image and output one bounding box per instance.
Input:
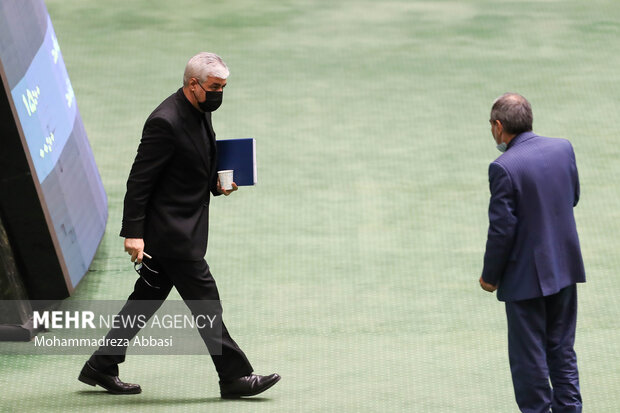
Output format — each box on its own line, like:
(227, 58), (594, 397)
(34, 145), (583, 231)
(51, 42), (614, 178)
(120, 88), (220, 260)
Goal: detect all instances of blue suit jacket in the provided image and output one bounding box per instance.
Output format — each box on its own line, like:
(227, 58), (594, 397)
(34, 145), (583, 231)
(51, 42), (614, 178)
(481, 132), (586, 302)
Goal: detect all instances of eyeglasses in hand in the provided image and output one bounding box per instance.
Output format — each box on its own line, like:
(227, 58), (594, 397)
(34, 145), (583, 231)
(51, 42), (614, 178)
(134, 256), (160, 289)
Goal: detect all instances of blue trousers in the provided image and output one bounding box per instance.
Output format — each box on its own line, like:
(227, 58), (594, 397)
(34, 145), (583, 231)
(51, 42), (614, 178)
(505, 284), (582, 413)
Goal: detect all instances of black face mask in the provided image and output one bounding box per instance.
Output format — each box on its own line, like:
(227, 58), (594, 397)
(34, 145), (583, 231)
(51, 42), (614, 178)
(196, 83), (223, 112)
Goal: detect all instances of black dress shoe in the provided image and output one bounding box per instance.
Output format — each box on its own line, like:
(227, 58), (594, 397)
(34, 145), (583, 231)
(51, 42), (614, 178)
(78, 362), (141, 394)
(220, 373), (281, 398)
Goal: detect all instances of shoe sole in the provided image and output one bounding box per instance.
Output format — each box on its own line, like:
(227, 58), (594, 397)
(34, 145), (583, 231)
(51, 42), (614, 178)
(221, 376), (281, 399)
(78, 373), (98, 387)
(78, 372), (142, 395)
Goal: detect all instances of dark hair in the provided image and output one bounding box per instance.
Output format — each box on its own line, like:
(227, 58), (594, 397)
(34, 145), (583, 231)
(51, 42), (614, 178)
(490, 93), (533, 134)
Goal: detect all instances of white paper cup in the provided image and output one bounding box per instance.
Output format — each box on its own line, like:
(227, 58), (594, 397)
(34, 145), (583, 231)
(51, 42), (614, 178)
(218, 170), (233, 190)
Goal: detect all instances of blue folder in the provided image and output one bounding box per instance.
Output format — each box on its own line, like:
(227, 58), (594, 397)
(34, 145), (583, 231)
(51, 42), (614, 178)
(216, 138), (257, 186)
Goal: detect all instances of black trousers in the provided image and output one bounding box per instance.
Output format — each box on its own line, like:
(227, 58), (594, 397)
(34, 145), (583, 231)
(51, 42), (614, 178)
(88, 256), (253, 381)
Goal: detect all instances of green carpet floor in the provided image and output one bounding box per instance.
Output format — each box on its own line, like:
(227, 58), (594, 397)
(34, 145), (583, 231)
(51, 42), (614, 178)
(2, 0), (620, 411)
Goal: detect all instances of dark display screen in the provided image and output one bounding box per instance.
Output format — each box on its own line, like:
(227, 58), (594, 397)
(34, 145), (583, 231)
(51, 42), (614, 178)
(0, 0), (107, 292)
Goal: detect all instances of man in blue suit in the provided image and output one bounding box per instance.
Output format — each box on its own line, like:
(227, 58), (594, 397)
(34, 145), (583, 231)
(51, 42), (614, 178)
(480, 93), (585, 412)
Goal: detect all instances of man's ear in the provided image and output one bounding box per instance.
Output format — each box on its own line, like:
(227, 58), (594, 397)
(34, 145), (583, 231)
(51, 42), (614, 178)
(494, 120), (503, 134)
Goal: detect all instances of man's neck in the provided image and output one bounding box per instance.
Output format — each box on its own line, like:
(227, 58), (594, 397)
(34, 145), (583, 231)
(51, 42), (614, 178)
(182, 86), (201, 112)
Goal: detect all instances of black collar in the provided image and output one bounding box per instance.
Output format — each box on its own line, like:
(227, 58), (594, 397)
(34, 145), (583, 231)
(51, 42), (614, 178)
(176, 88), (204, 123)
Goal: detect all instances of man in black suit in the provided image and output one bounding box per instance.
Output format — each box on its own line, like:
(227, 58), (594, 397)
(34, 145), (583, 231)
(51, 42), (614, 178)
(78, 52), (280, 398)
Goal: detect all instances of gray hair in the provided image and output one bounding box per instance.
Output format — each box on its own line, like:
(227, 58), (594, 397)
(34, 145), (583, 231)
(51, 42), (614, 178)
(183, 52), (229, 86)
(490, 93), (533, 135)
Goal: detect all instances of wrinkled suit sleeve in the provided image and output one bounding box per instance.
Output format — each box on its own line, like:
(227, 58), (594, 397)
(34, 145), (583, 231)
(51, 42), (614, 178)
(481, 162), (518, 286)
(210, 170), (220, 197)
(120, 117), (175, 238)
